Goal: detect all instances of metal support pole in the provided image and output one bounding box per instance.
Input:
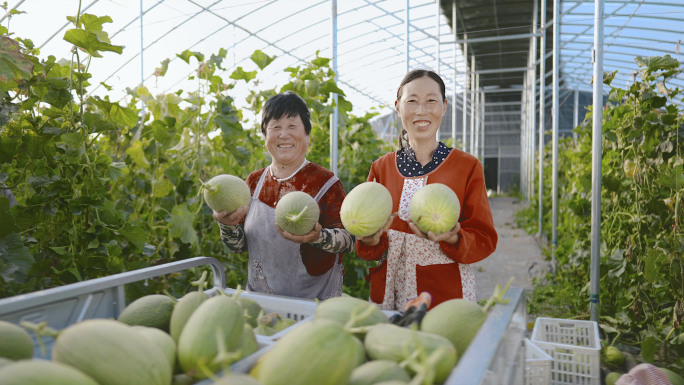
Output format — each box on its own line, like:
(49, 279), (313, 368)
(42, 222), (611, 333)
(405, 0), (410, 73)
(462, 39), (469, 151)
(435, 0), (441, 141)
(590, 0), (604, 323)
(521, 73), (528, 200)
(451, 0), (458, 145)
(573, 89), (579, 140)
(530, 0), (537, 202)
(552, 0), (560, 269)
(330, 0), (339, 175)
(474, 72), (480, 158)
(470, 55), (476, 155)
(537, 0), (546, 239)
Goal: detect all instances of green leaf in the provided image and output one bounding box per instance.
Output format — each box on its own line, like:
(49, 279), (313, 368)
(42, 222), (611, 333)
(311, 56), (330, 68)
(119, 223), (146, 251)
(176, 50), (204, 64)
(0, 36), (34, 89)
(110, 103), (139, 127)
(250, 49), (275, 70)
(49, 246), (68, 255)
(644, 249), (665, 283)
(640, 336), (658, 362)
(63, 29), (123, 57)
(229, 66), (257, 82)
(320, 80), (346, 96)
(0, 232), (34, 283)
(635, 55), (679, 73)
(125, 140), (150, 169)
(154, 58), (170, 77)
(169, 203), (198, 246)
(152, 175), (174, 198)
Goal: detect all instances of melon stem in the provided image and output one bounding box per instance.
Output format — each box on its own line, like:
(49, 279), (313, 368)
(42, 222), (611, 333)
(286, 205), (308, 223)
(482, 276), (514, 313)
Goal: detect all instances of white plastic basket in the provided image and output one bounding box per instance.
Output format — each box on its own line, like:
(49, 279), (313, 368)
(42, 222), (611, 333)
(530, 317), (601, 385)
(221, 288), (318, 341)
(525, 338), (552, 385)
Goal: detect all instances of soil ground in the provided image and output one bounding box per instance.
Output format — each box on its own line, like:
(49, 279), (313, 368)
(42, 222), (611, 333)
(473, 196), (547, 304)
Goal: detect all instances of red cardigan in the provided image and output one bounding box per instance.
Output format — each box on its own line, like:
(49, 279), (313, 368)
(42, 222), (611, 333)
(356, 148), (498, 306)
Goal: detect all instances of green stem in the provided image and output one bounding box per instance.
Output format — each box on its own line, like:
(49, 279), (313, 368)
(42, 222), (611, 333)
(286, 205), (309, 223)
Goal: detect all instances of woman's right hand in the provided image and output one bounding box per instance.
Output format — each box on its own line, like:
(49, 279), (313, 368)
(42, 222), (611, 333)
(358, 213), (396, 246)
(213, 204), (249, 226)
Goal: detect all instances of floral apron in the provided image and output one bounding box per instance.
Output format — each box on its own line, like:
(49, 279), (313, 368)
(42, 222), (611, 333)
(377, 177), (475, 310)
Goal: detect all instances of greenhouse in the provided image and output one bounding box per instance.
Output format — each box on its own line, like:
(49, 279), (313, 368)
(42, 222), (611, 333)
(0, 0), (683, 384)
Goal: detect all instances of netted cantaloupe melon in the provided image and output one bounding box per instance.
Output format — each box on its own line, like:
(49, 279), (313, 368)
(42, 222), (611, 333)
(275, 191), (319, 235)
(203, 174), (251, 214)
(340, 182), (393, 237)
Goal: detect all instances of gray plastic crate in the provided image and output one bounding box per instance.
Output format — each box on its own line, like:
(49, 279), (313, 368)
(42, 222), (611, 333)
(0, 256), (225, 359)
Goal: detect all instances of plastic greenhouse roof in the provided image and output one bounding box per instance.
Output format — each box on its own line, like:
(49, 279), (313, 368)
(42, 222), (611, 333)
(5, 0), (684, 118)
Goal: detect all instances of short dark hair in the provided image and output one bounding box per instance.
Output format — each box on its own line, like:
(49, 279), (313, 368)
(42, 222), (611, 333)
(261, 91), (312, 136)
(396, 69), (446, 102)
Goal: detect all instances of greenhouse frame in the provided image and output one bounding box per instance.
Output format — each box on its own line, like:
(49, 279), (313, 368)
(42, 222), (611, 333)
(1, 0), (684, 382)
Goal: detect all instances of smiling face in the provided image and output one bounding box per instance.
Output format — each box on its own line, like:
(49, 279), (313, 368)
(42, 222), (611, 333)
(265, 114), (310, 169)
(395, 75), (447, 146)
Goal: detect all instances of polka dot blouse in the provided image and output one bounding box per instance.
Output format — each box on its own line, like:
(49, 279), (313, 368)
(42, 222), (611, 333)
(396, 142), (452, 177)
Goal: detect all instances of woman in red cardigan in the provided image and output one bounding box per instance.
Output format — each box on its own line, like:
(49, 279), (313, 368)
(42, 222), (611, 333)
(356, 69), (498, 311)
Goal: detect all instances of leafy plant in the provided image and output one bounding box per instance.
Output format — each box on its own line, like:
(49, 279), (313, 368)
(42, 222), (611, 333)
(520, 55), (683, 370)
(0, 8), (388, 301)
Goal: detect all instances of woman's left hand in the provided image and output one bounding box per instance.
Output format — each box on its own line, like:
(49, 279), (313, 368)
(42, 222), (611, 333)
(407, 220), (461, 244)
(276, 222), (322, 244)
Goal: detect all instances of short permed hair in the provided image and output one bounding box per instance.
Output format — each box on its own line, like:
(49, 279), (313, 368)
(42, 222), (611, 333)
(260, 91), (312, 136)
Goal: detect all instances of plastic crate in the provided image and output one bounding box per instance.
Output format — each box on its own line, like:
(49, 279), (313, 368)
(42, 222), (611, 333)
(530, 317), (601, 385)
(221, 288), (318, 341)
(525, 338), (552, 385)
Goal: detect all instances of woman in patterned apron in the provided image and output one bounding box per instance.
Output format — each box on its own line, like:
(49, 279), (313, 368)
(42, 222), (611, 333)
(356, 69), (498, 311)
(212, 91), (353, 300)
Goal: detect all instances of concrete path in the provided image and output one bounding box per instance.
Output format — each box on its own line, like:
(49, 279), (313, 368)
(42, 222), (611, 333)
(473, 196), (547, 302)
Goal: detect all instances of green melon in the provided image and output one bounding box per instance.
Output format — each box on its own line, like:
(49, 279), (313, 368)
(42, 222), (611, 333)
(604, 346), (625, 367)
(236, 296), (264, 328)
(177, 295), (245, 379)
(409, 183), (460, 235)
(203, 174), (251, 213)
(605, 371), (622, 385)
(275, 191), (319, 235)
(364, 323), (456, 384)
(118, 294), (176, 332)
(132, 325), (177, 372)
(314, 296), (388, 332)
(273, 318), (296, 332)
(250, 319), (365, 385)
(420, 298), (485, 359)
(52, 319), (172, 385)
(661, 367), (684, 385)
(239, 323), (259, 359)
(340, 182), (393, 237)
(0, 321), (33, 361)
(0, 360), (99, 385)
(348, 360), (411, 385)
(170, 291), (208, 343)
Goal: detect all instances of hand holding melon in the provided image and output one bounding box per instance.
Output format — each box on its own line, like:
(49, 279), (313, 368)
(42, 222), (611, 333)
(340, 182), (394, 243)
(408, 183), (461, 240)
(212, 204), (249, 226)
(275, 191), (320, 236)
(202, 174), (251, 215)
